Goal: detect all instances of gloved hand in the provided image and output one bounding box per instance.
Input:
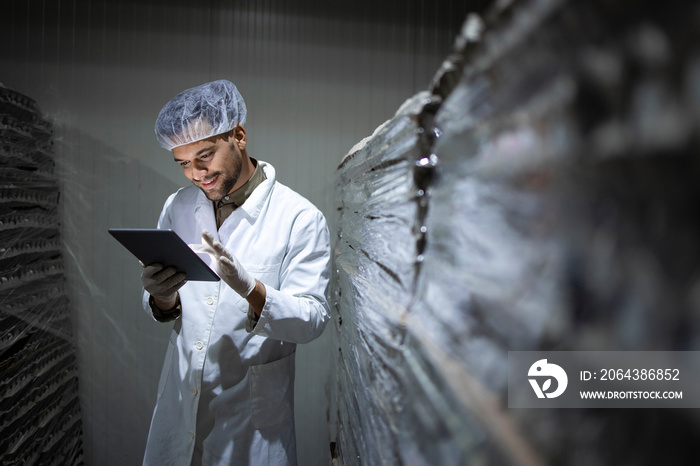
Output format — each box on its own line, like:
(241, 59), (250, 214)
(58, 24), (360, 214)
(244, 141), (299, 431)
(140, 263), (187, 304)
(191, 230), (256, 297)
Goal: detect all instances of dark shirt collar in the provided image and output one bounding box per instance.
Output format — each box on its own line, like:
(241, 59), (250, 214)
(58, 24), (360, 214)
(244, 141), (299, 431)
(214, 158), (267, 229)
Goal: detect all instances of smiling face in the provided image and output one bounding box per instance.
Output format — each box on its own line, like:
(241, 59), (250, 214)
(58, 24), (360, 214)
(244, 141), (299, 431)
(172, 125), (253, 201)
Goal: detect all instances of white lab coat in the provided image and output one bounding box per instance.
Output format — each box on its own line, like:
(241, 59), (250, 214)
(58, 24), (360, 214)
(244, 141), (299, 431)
(142, 162), (331, 466)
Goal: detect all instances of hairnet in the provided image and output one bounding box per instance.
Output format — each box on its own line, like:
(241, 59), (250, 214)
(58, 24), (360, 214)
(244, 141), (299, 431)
(155, 80), (247, 150)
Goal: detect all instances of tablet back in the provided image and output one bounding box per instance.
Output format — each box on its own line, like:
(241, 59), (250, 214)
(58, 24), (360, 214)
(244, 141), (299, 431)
(109, 228), (220, 281)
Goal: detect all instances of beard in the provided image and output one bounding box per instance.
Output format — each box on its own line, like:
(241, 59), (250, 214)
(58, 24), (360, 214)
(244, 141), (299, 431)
(200, 151), (243, 201)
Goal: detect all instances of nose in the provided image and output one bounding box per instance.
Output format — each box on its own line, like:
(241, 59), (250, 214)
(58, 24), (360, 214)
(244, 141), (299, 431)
(192, 159), (208, 180)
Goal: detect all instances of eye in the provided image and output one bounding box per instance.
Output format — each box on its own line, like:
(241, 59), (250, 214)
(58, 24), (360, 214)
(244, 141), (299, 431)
(180, 160), (190, 168)
(200, 152), (212, 160)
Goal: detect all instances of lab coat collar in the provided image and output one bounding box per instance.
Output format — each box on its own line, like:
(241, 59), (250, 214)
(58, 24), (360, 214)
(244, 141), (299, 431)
(240, 161), (275, 221)
(194, 190), (218, 239)
(192, 160), (276, 239)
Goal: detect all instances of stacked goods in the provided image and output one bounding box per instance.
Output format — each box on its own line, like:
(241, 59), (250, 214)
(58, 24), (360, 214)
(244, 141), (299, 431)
(334, 1), (700, 464)
(0, 85), (83, 465)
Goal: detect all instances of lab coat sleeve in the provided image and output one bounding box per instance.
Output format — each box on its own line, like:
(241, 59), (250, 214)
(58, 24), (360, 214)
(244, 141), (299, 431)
(140, 193), (177, 318)
(248, 209), (331, 344)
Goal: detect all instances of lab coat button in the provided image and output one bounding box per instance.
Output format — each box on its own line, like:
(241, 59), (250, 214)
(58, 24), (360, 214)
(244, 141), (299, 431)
(191, 387), (198, 396)
(189, 431), (194, 439)
(205, 296), (214, 305)
(195, 341), (204, 350)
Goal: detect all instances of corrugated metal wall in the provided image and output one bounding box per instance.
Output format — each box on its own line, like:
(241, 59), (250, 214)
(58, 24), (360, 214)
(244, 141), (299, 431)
(0, 1), (479, 464)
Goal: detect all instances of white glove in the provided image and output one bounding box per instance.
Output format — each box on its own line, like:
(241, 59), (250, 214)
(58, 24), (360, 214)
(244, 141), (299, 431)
(140, 263), (187, 303)
(191, 230), (256, 297)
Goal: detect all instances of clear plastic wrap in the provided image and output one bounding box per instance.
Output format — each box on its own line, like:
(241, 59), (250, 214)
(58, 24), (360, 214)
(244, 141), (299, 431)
(334, 0), (700, 464)
(0, 85), (83, 465)
(334, 93), (426, 465)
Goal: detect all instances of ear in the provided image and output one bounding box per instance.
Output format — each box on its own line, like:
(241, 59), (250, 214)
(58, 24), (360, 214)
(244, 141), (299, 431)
(233, 125), (247, 151)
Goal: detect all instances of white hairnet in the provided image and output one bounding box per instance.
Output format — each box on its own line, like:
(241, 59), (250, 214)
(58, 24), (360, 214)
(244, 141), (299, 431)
(155, 80), (247, 150)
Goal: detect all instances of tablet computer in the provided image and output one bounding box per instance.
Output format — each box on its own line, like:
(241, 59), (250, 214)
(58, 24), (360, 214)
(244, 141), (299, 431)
(109, 228), (220, 281)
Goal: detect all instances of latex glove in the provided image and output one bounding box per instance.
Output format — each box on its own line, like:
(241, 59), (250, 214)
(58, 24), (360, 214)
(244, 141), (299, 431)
(191, 230), (256, 297)
(140, 263), (187, 303)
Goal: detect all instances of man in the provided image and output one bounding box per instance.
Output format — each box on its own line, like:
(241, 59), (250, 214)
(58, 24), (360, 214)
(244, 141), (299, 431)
(140, 80), (331, 466)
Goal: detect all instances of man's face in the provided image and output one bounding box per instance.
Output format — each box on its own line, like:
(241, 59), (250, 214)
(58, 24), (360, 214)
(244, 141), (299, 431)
(172, 127), (246, 201)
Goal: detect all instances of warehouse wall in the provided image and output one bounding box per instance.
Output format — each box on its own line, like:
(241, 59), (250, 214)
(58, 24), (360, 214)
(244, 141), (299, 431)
(0, 1), (479, 464)
(334, 0), (700, 464)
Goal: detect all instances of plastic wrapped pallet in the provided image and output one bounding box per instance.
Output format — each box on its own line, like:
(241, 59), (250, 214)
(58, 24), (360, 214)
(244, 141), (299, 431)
(0, 85), (84, 465)
(334, 90), (444, 464)
(334, 0), (700, 464)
